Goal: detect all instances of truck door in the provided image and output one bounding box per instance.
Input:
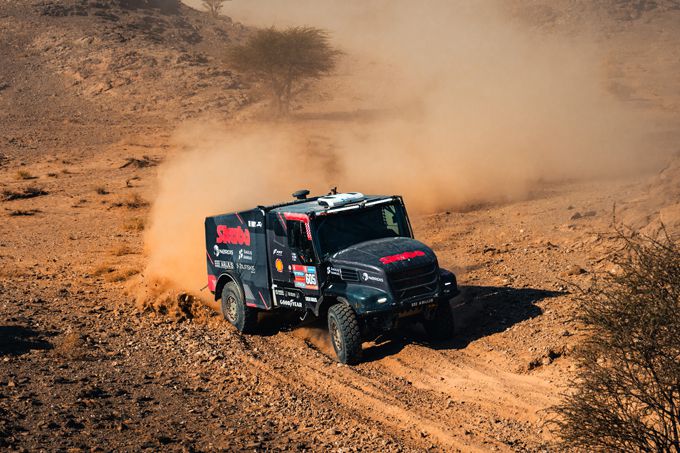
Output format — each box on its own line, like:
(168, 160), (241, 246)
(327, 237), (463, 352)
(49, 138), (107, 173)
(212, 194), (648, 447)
(267, 213), (320, 310)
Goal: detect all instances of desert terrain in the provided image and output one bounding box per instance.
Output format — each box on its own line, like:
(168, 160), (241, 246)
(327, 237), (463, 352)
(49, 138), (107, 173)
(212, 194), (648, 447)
(1, 0), (679, 451)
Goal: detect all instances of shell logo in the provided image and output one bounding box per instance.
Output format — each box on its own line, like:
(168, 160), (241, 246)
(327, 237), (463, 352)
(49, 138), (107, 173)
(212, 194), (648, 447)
(275, 258), (284, 273)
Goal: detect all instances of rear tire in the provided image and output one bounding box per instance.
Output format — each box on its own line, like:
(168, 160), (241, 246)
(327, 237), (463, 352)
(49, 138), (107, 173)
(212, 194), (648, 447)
(327, 303), (362, 365)
(221, 281), (257, 334)
(423, 301), (455, 341)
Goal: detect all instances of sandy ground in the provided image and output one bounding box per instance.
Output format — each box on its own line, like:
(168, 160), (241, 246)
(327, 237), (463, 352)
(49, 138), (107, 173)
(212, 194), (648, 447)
(1, 0), (679, 451)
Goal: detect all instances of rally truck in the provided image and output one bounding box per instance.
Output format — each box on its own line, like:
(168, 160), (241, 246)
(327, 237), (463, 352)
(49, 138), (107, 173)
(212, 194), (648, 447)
(205, 190), (459, 364)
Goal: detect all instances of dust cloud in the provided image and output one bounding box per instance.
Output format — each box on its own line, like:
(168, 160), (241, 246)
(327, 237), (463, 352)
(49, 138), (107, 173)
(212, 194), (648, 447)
(147, 0), (665, 292)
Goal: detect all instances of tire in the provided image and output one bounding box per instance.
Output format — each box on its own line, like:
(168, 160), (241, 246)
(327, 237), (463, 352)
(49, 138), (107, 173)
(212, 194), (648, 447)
(221, 281), (257, 334)
(327, 303), (363, 365)
(423, 300), (455, 341)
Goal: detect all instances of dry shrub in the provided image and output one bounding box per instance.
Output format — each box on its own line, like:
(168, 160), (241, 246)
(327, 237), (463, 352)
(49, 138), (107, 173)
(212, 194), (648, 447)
(112, 193), (149, 209)
(552, 228), (680, 451)
(111, 244), (135, 256)
(7, 208), (41, 216)
(120, 156), (159, 169)
(2, 186), (48, 201)
(91, 264), (115, 277)
(94, 186), (109, 195)
(15, 170), (36, 180)
(55, 331), (88, 359)
(123, 217), (145, 232)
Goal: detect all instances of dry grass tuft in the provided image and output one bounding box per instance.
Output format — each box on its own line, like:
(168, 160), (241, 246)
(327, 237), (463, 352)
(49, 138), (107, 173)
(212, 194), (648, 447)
(94, 186), (109, 195)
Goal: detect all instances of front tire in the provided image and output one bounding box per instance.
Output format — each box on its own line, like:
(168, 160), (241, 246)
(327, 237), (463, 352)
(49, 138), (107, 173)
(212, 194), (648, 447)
(221, 281), (258, 334)
(327, 303), (362, 365)
(423, 300), (455, 341)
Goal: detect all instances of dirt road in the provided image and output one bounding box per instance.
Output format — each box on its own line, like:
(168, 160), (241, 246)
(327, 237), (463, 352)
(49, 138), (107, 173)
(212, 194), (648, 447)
(0, 125), (649, 450)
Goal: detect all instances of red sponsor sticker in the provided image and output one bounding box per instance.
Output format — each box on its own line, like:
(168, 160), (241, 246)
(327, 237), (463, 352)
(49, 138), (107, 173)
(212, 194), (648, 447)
(379, 250), (426, 265)
(207, 275), (217, 291)
(216, 225), (251, 246)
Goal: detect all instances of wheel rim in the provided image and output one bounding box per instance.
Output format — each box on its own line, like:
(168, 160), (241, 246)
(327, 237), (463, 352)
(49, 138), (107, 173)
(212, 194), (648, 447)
(225, 295), (237, 323)
(330, 318), (343, 352)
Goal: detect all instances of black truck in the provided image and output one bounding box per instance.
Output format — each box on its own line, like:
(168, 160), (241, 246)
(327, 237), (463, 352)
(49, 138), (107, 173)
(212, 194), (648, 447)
(205, 190), (459, 364)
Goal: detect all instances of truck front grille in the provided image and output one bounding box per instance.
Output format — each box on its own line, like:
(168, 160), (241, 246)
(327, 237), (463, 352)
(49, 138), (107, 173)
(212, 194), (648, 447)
(388, 263), (439, 303)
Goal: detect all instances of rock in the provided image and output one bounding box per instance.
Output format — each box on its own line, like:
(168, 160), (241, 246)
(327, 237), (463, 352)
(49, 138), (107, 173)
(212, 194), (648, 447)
(570, 212), (582, 220)
(565, 265), (586, 276)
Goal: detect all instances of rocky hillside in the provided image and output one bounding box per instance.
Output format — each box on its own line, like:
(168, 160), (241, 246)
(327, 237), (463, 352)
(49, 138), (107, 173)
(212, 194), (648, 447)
(0, 0), (249, 160)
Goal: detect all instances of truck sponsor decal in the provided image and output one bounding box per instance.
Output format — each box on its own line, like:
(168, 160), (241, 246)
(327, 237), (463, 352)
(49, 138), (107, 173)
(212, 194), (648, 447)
(237, 248), (253, 262)
(216, 225), (251, 246)
(274, 288), (301, 299)
(278, 299), (303, 308)
(361, 272), (384, 283)
(327, 266), (341, 276)
(275, 258), (284, 272)
(215, 260), (234, 270)
(207, 275), (217, 291)
(237, 263), (255, 273)
(379, 250), (425, 265)
(213, 245), (233, 257)
(292, 264), (318, 290)
(410, 298), (435, 308)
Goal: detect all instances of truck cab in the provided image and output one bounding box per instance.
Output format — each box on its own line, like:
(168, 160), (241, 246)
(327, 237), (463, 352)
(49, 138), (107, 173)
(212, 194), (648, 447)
(205, 191), (459, 364)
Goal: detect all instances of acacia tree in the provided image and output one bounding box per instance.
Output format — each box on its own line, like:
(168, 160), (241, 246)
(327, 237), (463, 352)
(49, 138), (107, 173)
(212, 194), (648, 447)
(552, 228), (680, 451)
(202, 0), (228, 18)
(230, 26), (339, 116)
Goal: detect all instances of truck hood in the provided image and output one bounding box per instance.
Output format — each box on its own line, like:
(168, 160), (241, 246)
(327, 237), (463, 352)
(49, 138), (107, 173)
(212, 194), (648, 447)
(329, 237), (437, 272)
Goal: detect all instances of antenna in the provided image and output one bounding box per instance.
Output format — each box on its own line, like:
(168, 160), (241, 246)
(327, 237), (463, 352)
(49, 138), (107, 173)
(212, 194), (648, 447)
(292, 189), (310, 200)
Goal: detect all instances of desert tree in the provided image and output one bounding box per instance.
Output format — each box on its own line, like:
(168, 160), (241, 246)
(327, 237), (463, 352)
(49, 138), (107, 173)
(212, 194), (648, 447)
(551, 227), (680, 451)
(202, 0), (228, 18)
(230, 26), (339, 116)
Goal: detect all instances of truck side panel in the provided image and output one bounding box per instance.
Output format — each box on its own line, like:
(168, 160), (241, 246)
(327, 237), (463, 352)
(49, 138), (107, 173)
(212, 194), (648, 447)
(205, 209), (271, 310)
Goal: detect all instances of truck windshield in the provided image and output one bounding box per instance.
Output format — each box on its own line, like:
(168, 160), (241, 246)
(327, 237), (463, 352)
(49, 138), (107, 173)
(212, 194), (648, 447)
(315, 202), (410, 257)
